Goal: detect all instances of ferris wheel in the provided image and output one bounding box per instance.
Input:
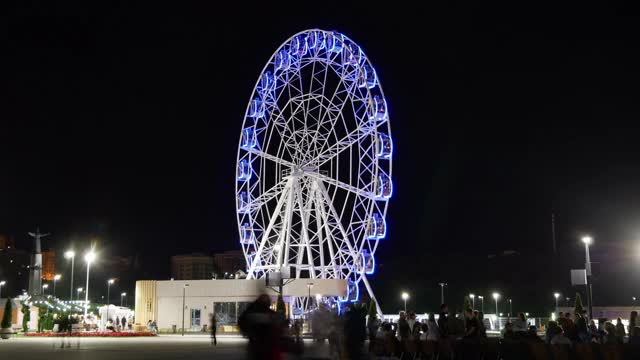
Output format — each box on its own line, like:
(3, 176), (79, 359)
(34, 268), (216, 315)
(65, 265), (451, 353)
(236, 29), (392, 313)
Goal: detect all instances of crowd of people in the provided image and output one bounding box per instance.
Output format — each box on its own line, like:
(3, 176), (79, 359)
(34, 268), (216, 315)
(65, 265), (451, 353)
(543, 310), (639, 346)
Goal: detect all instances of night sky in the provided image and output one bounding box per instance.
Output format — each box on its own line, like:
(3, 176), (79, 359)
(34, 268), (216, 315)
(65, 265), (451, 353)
(3, 3), (640, 314)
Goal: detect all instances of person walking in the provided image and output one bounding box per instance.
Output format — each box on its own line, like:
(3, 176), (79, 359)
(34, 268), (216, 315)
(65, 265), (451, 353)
(115, 316), (120, 332)
(121, 316), (127, 332)
(210, 313), (217, 346)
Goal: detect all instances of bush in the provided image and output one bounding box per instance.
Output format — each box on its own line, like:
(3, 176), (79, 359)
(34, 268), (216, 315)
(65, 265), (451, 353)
(1, 300), (13, 328)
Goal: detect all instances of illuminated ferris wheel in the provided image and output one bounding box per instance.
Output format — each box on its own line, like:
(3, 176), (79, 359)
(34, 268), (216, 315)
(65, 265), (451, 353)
(235, 29), (392, 312)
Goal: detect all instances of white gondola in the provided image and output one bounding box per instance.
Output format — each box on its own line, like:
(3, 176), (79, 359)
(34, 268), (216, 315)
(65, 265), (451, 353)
(368, 95), (387, 122)
(326, 32), (343, 53)
(275, 49), (291, 71)
(291, 35), (307, 57)
(375, 133), (392, 159)
(238, 192), (251, 213)
(367, 213), (386, 239)
(307, 31), (325, 50)
(357, 250), (375, 275)
(237, 159), (252, 181)
(375, 174), (392, 199)
(344, 41), (363, 65)
(241, 127), (257, 149)
(248, 98), (265, 118)
(240, 223), (254, 245)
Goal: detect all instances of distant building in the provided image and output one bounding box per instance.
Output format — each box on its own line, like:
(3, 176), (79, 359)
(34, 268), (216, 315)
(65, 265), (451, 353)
(170, 253), (214, 280)
(0, 234), (15, 250)
(42, 250), (56, 281)
(212, 250), (245, 276)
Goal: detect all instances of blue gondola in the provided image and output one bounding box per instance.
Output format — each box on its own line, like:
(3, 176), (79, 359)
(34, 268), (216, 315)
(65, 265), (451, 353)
(339, 279), (359, 302)
(237, 159), (252, 181)
(358, 250), (375, 275)
(375, 133), (392, 159)
(368, 95), (387, 122)
(275, 49), (291, 71)
(358, 64), (377, 89)
(326, 32), (343, 53)
(367, 213), (386, 239)
(260, 71), (274, 91)
(375, 174), (392, 199)
(344, 41), (363, 65)
(238, 192), (251, 213)
(241, 128), (257, 149)
(248, 98), (265, 118)
(291, 35), (307, 56)
(307, 31), (325, 50)
(240, 223), (254, 245)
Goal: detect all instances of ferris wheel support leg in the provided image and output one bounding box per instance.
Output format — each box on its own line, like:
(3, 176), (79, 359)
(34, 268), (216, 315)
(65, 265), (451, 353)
(294, 180), (317, 279)
(247, 177), (294, 279)
(317, 181), (359, 261)
(361, 275), (383, 318)
(279, 179), (296, 269)
(314, 182), (343, 278)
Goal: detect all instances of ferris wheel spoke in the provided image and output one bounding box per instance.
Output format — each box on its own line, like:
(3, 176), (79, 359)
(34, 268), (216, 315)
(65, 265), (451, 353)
(302, 121), (376, 169)
(306, 171), (375, 200)
(244, 147), (295, 168)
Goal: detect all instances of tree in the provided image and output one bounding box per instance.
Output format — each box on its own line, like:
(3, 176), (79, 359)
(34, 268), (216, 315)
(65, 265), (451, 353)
(367, 300), (378, 326)
(463, 296), (473, 312)
(1, 299), (13, 329)
(574, 293), (584, 314)
(21, 304), (30, 332)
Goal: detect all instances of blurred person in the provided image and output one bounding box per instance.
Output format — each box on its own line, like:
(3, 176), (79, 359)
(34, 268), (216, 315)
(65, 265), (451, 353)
(210, 313), (217, 346)
(628, 326), (640, 345)
(629, 311), (637, 334)
(550, 326), (572, 346)
(615, 318), (626, 341)
(238, 294), (282, 360)
(512, 312), (528, 333)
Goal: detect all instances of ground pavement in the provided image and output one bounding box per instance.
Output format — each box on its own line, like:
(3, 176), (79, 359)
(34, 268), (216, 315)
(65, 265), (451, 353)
(0, 334), (332, 360)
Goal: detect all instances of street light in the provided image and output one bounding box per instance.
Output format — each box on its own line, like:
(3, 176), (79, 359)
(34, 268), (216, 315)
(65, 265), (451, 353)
(554, 293), (560, 313)
(478, 296), (484, 313)
(438, 283), (447, 304)
(182, 284), (189, 336)
(64, 250), (76, 301)
(307, 282), (314, 312)
(84, 251), (96, 320)
(77, 287), (83, 298)
(121, 292), (127, 307)
(581, 235), (594, 319)
(401, 292), (409, 312)
(469, 294), (475, 310)
(42, 283), (49, 295)
(508, 298), (512, 318)
(0, 281), (5, 298)
(633, 297), (637, 308)
(106, 279), (115, 322)
(492, 292), (500, 315)
(53, 274), (61, 298)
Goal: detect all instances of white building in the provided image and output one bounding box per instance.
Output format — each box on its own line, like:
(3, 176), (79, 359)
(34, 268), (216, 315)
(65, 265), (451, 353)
(135, 278), (346, 333)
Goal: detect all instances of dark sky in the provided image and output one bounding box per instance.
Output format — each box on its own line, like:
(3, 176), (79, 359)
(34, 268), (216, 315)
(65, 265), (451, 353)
(3, 3), (640, 313)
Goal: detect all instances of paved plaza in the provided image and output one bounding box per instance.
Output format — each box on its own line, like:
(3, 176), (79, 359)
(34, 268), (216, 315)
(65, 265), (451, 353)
(0, 335), (331, 360)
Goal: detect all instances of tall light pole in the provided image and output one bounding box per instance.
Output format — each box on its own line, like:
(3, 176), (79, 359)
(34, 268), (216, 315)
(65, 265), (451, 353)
(582, 236), (594, 319)
(84, 251), (96, 320)
(42, 283), (49, 296)
(65, 250), (76, 301)
(307, 282), (314, 312)
(401, 292), (409, 312)
(182, 284), (189, 336)
(77, 287), (83, 299)
(478, 296), (484, 313)
(106, 279), (114, 323)
(633, 297), (637, 309)
(554, 293), (560, 313)
(53, 274), (61, 298)
(492, 292), (500, 315)
(121, 292), (126, 307)
(438, 283), (447, 304)
(508, 298), (512, 318)
(469, 294), (475, 310)
(0, 281), (5, 298)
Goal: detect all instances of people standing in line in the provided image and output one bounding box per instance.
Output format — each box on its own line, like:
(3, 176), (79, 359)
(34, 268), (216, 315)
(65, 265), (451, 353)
(426, 313), (440, 342)
(210, 313), (217, 346)
(397, 311), (409, 341)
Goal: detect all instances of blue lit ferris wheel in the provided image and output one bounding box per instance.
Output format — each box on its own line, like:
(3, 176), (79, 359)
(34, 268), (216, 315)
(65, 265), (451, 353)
(236, 29), (392, 314)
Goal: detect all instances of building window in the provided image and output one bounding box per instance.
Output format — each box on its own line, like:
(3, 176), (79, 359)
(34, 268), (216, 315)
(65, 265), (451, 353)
(190, 308), (201, 327)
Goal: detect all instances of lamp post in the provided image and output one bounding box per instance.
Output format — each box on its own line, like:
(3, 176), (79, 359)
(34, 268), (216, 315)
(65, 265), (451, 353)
(106, 279), (114, 322)
(0, 281), (5, 298)
(469, 294), (475, 310)
(565, 297), (571, 307)
(492, 292), (500, 315)
(64, 250), (75, 301)
(581, 236), (594, 319)
(42, 283), (48, 296)
(554, 293), (560, 314)
(121, 292), (126, 307)
(307, 282), (314, 311)
(478, 296), (484, 313)
(84, 251), (96, 320)
(401, 292), (409, 312)
(438, 283), (447, 304)
(53, 274), (61, 298)
(182, 284), (189, 336)
(77, 287), (83, 299)
(633, 297), (637, 309)
(508, 298), (512, 318)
